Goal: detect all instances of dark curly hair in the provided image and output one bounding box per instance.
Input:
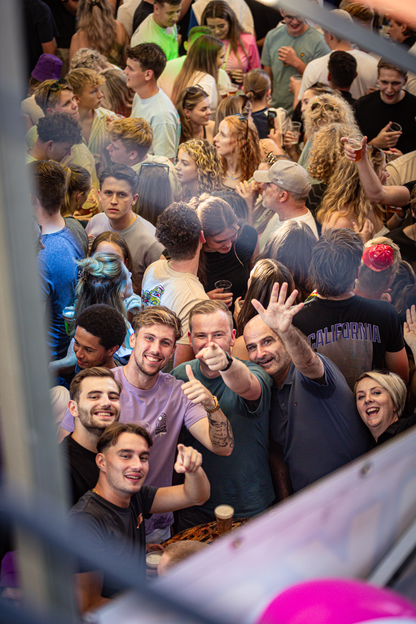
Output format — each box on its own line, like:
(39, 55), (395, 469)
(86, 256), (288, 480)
(76, 303), (127, 350)
(37, 112), (82, 146)
(156, 202), (202, 261)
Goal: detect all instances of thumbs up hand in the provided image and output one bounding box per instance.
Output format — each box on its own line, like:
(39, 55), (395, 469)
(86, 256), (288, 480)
(181, 364), (217, 410)
(196, 342), (228, 371)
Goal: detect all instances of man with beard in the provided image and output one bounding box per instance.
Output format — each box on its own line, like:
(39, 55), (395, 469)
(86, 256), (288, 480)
(60, 306), (233, 541)
(60, 367), (122, 505)
(243, 282), (372, 494)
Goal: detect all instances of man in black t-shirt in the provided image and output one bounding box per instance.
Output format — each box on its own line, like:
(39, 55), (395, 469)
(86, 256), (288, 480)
(60, 367), (123, 505)
(354, 59), (416, 154)
(292, 229), (409, 389)
(70, 422), (210, 612)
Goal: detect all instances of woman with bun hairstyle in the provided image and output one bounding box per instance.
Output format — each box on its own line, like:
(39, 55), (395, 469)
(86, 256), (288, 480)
(243, 68), (271, 140)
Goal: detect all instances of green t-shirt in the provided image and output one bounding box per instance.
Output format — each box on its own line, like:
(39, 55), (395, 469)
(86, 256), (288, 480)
(171, 358), (274, 518)
(131, 14), (178, 61)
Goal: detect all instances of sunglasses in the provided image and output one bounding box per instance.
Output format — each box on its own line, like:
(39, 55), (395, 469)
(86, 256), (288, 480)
(310, 102), (335, 112)
(182, 85), (206, 109)
(232, 114), (249, 142)
(139, 162), (170, 175)
(46, 78), (69, 103)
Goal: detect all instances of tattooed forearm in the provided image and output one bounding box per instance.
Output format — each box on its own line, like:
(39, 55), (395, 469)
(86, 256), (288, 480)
(208, 412), (234, 449)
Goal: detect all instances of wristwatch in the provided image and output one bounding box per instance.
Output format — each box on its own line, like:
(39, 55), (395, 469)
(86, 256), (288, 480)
(220, 351), (233, 372)
(205, 395), (221, 414)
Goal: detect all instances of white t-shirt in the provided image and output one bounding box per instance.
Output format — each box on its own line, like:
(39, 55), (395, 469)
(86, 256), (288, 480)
(298, 49), (378, 101)
(142, 258), (208, 344)
(131, 88), (180, 160)
(259, 209), (319, 251)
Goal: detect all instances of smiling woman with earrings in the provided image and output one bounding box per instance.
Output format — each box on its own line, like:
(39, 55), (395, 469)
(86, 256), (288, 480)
(177, 86), (215, 143)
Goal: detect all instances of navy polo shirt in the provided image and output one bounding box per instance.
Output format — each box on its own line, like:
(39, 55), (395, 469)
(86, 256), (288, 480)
(271, 354), (372, 492)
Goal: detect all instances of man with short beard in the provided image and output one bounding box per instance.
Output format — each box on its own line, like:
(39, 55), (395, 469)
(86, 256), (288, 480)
(60, 367), (122, 505)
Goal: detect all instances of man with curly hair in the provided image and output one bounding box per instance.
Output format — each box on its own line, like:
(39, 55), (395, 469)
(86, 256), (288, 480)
(27, 112), (82, 163)
(142, 202), (209, 367)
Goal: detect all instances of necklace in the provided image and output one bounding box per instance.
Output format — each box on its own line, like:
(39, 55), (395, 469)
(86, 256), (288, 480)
(226, 171), (241, 180)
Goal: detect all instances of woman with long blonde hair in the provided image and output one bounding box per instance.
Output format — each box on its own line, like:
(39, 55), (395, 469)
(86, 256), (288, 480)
(316, 146), (387, 236)
(213, 114), (262, 189)
(176, 138), (224, 198)
(69, 0), (129, 67)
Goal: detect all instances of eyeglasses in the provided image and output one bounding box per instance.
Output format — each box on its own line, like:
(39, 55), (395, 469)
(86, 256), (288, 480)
(283, 14), (301, 23)
(310, 102), (335, 112)
(232, 114), (249, 142)
(46, 78), (69, 103)
(139, 162), (170, 175)
(182, 85), (206, 109)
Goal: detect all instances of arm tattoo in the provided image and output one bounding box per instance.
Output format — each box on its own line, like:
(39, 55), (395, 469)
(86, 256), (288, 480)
(208, 413), (234, 449)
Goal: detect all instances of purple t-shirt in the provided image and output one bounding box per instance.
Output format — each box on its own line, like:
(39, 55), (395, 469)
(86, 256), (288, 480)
(61, 366), (206, 533)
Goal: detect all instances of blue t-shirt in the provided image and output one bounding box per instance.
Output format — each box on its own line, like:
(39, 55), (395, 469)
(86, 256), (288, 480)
(172, 358), (274, 518)
(271, 354), (372, 492)
(38, 226), (84, 360)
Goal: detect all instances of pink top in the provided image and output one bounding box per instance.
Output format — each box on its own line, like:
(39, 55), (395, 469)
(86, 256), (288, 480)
(223, 33), (261, 75)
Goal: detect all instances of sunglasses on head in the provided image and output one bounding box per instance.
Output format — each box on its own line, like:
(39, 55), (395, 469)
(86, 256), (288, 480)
(232, 113), (249, 141)
(310, 101), (335, 112)
(139, 162), (170, 175)
(46, 78), (69, 103)
(182, 85), (205, 109)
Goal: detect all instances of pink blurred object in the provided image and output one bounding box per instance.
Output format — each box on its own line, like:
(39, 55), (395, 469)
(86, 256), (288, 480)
(257, 578), (416, 624)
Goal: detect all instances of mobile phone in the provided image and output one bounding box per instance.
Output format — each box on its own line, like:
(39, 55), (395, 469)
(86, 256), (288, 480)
(267, 109), (277, 132)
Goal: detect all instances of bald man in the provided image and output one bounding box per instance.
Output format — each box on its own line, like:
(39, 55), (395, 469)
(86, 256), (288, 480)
(243, 283), (372, 494)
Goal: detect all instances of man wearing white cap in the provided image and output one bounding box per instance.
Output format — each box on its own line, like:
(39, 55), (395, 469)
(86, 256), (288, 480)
(254, 159), (318, 251)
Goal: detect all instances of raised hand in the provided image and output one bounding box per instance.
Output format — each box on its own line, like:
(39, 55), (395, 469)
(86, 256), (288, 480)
(174, 444), (203, 474)
(252, 282), (303, 335)
(341, 135), (368, 162)
(404, 305), (416, 353)
(196, 342), (228, 371)
(181, 364), (217, 409)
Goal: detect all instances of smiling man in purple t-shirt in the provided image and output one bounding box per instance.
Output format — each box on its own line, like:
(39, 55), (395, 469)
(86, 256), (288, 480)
(59, 306), (233, 541)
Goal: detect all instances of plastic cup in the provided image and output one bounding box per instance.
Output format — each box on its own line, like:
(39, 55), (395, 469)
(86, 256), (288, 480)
(215, 280), (232, 292)
(215, 504), (234, 535)
(347, 134), (364, 162)
(388, 122), (402, 132)
(289, 121), (302, 144)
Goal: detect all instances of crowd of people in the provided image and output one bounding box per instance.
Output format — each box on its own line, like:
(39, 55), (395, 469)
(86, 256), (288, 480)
(12, 0), (416, 613)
